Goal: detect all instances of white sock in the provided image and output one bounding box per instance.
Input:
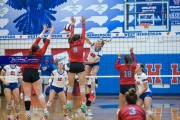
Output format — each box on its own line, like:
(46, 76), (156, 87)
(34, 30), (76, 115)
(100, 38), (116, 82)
(26, 111), (30, 115)
(91, 91), (95, 94)
(43, 108), (48, 113)
(82, 102), (86, 105)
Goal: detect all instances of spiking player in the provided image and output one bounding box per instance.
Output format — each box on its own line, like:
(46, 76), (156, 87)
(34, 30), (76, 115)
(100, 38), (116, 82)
(84, 37), (111, 102)
(0, 64), (21, 120)
(46, 61), (71, 120)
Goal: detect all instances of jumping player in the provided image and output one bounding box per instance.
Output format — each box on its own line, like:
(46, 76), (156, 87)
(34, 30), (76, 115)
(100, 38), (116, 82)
(65, 16), (87, 113)
(0, 64), (21, 120)
(84, 37), (104, 102)
(115, 47), (137, 119)
(118, 88), (146, 120)
(46, 61), (71, 120)
(135, 63), (156, 120)
(22, 24), (54, 119)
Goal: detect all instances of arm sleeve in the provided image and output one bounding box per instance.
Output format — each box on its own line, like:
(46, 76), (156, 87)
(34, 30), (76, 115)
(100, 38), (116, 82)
(115, 58), (121, 70)
(29, 37), (41, 51)
(2, 65), (7, 72)
(81, 23), (85, 40)
(142, 74), (148, 83)
(40, 39), (50, 56)
(71, 24), (75, 36)
(131, 52), (137, 65)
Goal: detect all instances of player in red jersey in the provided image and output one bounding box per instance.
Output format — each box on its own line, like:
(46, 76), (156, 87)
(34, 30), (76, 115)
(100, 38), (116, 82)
(115, 47), (137, 119)
(65, 16), (87, 113)
(118, 88), (146, 120)
(22, 24), (54, 120)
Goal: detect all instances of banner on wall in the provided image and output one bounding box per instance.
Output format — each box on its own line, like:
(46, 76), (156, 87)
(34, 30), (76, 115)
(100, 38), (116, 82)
(0, 0), (179, 39)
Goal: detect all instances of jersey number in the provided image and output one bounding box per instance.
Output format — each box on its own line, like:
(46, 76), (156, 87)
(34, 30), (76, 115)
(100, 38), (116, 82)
(10, 71), (15, 75)
(73, 46), (78, 53)
(129, 106), (136, 115)
(124, 71), (132, 78)
(58, 78), (62, 81)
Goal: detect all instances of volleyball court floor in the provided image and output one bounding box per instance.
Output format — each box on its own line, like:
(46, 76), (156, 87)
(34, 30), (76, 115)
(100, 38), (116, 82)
(0, 95), (180, 120)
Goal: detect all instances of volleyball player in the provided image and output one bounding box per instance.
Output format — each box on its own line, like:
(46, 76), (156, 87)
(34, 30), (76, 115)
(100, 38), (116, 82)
(0, 64), (21, 120)
(22, 24), (54, 119)
(115, 47), (137, 118)
(135, 63), (156, 120)
(84, 37), (104, 102)
(118, 88), (146, 120)
(65, 16), (87, 113)
(46, 61), (71, 120)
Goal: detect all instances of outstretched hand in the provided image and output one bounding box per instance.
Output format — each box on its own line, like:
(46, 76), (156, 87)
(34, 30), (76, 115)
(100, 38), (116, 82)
(130, 47), (134, 53)
(43, 24), (48, 31)
(80, 16), (86, 23)
(118, 53), (122, 58)
(70, 16), (76, 24)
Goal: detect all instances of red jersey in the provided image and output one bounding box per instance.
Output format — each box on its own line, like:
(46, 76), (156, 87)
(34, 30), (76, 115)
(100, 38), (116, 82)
(22, 37), (50, 71)
(115, 52), (136, 85)
(118, 104), (146, 120)
(69, 23), (85, 62)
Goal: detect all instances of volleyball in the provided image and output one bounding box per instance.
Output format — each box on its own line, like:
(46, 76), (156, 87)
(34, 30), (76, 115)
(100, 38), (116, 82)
(64, 24), (71, 32)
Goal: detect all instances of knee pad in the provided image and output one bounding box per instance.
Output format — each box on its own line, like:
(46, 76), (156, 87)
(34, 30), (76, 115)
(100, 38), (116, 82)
(15, 104), (20, 110)
(24, 96), (31, 101)
(67, 86), (73, 92)
(6, 104), (12, 110)
(90, 77), (95, 82)
(146, 110), (153, 115)
(38, 94), (44, 99)
(86, 100), (91, 106)
(80, 86), (85, 92)
(86, 94), (90, 99)
(47, 101), (52, 107)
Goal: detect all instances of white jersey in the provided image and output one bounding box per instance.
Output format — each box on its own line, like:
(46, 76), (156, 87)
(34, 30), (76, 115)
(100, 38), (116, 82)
(50, 70), (68, 88)
(2, 65), (21, 83)
(87, 43), (103, 63)
(134, 72), (151, 93)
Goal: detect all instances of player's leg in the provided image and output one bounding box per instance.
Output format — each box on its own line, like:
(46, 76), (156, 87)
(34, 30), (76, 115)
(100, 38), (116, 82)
(66, 72), (75, 109)
(12, 83), (20, 120)
(85, 65), (92, 85)
(18, 79), (24, 99)
(58, 88), (71, 120)
(32, 80), (49, 118)
(144, 93), (156, 120)
(22, 81), (32, 119)
(78, 71), (86, 113)
(46, 87), (56, 110)
(88, 65), (99, 101)
(86, 85), (93, 116)
(43, 78), (49, 96)
(3, 85), (12, 120)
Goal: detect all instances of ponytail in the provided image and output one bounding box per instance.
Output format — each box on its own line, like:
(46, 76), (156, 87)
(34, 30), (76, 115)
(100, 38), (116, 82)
(100, 37), (112, 47)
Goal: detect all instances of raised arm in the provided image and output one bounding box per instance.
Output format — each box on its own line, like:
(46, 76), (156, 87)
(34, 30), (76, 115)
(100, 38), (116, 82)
(70, 16), (75, 36)
(40, 25), (55, 56)
(80, 16), (86, 39)
(130, 47), (136, 65)
(30, 24), (48, 51)
(115, 53), (122, 70)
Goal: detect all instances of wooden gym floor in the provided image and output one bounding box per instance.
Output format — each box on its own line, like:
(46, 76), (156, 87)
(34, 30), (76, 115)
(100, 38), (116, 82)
(0, 95), (180, 120)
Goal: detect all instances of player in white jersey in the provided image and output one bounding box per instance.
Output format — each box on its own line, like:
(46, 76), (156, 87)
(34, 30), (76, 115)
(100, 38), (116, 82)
(84, 37), (104, 102)
(134, 63), (156, 120)
(0, 64), (21, 120)
(46, 62), (71, 120)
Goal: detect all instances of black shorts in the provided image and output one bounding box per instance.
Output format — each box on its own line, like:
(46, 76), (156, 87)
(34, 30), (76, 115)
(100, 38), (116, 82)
(120, 84), (136, 95)
(69, 62), (85, 73)
(23, 68), (40, 83)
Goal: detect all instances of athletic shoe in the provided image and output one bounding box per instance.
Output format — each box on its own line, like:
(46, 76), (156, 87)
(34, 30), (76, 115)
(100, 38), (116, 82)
(66, 103), (71, 109)
(15, 115), (20, 120)
(26, 114), (31, 120)
(44, 111), (49, 118)
(86, 109), (93, 116)
(88, 93), (95, 101)
(64, 116), (71, 120)
(80, 104), (87, 113)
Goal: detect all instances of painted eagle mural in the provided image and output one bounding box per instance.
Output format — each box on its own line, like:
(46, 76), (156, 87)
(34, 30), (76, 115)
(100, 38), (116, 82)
(6, 0), (67, 34)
